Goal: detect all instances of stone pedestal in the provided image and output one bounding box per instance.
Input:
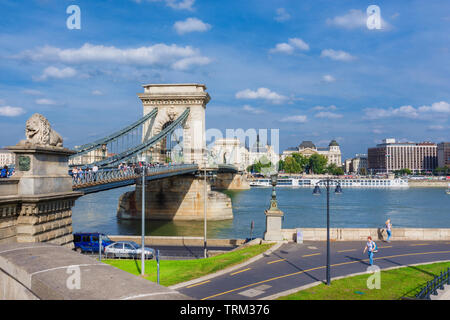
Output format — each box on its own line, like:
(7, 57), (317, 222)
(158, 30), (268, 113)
(6, 145), (82, 248)
(263, 199), (284, 241)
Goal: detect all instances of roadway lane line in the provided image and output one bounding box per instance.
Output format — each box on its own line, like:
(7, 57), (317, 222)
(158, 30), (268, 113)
(200, 250), (450, 300)
(337, 249), (357, 253)
(302, 253), (321, 257)
(267, 259), (286, 264)
(410, 244), (429, 246)
(378, 246), (392, 248)
(186, 280), (210, 288)
(230, 268), (251, 276)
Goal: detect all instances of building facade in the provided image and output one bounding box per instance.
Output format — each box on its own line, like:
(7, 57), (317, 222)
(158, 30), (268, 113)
(437, 142), (450, 168)
(368, 138), (437, 173)
(346, 154), (368, 174)
(282, 140), (342, 166)
(0, 149), (15, 167)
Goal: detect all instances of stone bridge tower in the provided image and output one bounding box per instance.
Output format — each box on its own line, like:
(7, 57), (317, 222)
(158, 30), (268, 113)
(138, 84), (210, 166)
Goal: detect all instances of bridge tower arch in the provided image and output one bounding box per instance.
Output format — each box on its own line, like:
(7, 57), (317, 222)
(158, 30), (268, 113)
(138, 84), (210, 166)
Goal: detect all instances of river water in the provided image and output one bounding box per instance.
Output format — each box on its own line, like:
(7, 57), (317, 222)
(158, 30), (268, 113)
(72, 186), (450, 239)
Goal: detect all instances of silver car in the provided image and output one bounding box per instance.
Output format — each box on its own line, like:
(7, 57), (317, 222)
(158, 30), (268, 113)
(104, 241), (154, 259)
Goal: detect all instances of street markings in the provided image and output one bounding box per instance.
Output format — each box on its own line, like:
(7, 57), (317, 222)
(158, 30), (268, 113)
(307, 246), (318, 250)
(230, 268), (251, 276)
(378, 246), (392, 249)
(200, 250), (450, 300)
(302, 253), (321, 257)
(337, 249), (357, 253)
(267, 259), (286, 265)
(186, 280), (210, 289)
(410, 244), (429, 246)
(238, 285), (272, 298)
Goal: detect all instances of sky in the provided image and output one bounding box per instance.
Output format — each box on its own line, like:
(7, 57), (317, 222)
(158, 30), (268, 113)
(0, 0), (449, 160)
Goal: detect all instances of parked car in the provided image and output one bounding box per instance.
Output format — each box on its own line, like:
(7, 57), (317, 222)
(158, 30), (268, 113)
(104, 241), (155, 259)
(73, 232), (114, 253)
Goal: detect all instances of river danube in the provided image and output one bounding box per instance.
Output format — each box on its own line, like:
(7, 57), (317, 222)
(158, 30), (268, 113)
(72, 186), (450, 239)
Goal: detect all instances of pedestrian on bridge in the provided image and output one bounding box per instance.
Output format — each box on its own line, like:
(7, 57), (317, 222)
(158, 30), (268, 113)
(92, 165), (98, 182)
(0, 166), (8, 178)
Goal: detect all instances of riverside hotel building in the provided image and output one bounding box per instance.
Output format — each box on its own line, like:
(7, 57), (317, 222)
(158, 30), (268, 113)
(368, 139), (437, 174)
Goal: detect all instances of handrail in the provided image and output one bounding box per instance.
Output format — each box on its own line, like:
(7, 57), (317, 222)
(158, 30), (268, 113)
(71, 163), (198, 187)
(415, 267), (450, 300)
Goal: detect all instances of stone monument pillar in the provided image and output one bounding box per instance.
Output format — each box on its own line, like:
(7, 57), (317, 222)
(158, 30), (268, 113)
(7, 113), (82, 248)
(263, 174), (284, 241)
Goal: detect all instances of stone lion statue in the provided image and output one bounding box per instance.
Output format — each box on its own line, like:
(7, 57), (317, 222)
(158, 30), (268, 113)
(18, 113), (63, 147)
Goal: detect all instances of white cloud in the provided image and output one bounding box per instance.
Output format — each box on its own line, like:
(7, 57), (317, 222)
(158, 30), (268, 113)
(315, 111), (343, 119)
(0, 106), (25, 117)
(280, 115), (307, 123)
(322, 75), (336, 83)
(321, 49), (356, 61)
(235, 88), (288, 104)
(242, 105), (263, 114)
(326, 9), (391, 30)
(174, 17), (211, 35)
(312, 105), (337, 111)
(171, 56), (211, 70)
(23, 89), (43, 95)
(134, 0), (194, 10)
(36, 66), (77, 81)
(16, 43), (210, 71)
(364, 101), (450, 120)
(275, 8), (291, 22)
(372, 128), (383, 134)
(270, 38), (309, 54)
(35, 98), (57, 105)
(91, 90), (103, 96)
(427, 125), (446, 131)
(166, 0), (194, 10)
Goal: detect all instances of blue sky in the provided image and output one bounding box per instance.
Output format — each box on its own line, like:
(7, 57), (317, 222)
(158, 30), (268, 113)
(0, 0), (449, 159)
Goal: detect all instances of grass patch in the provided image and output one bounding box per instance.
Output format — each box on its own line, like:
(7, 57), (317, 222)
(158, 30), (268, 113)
(278, 261), (450, 300)
(103, 243), (274, 287)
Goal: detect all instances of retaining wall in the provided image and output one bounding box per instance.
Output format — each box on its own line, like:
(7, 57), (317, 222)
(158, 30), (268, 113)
(282, 228), (450, 242)
(0, 242), (191, 300)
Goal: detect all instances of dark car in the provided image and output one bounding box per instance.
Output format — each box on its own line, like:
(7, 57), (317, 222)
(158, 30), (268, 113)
(73, 232), (114, 253)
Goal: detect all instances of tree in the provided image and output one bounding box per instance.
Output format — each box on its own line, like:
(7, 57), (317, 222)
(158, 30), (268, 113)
(309, 154), (328, 174)
(326, 163), (344, 176)
(283, 156), (302, 173)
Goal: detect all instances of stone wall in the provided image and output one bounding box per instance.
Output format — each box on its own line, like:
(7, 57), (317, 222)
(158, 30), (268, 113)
(282, 228), (450, 241)
(213, 172), (250, 190)
(408, 180), (448, 187)
(118, 175), (233, 221)
(0, 242), (190, 300)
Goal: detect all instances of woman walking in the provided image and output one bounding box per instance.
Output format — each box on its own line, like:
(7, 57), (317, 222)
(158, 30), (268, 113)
(385, 219), (392, 242)
(363, 236), (377, 266)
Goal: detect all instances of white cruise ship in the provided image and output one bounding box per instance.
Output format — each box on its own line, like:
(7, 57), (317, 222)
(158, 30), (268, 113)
(249, 177), (409, 188)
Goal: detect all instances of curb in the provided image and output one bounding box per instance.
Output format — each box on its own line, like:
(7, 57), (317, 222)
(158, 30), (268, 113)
(261, 259), (450, 300)
(169, 241), (286, 290)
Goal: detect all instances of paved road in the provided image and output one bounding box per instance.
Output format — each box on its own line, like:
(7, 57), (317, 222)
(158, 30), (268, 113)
(176, 240), (450, 300)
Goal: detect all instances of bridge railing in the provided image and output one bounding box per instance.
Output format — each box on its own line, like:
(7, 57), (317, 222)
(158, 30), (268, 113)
(415, 267), (450, 300)
(71, 163), (198, 187)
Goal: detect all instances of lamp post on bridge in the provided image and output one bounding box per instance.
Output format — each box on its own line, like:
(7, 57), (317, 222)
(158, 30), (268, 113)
(312, 177), (342, 286)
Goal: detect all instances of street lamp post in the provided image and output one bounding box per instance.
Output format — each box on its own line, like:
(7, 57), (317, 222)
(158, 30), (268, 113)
(203, 154), (208, 259)
(313, 177), (342, 286)
(140, 154), (146, 276)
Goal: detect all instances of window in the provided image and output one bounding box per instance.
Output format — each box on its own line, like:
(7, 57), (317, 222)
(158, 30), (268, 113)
(114, 243), (123, 249)
(74, 235), (81, 242)
(124, 244), (134, 250)
(82, 236), (90, 242)
(92, 236), (99, 242)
